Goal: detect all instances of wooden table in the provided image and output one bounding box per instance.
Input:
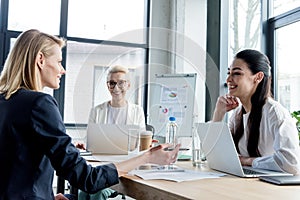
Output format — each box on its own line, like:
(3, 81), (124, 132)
(66, 155), (300, 200)
(110, 161), (300, 200)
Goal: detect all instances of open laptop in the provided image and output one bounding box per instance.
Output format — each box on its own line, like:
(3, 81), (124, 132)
(196, 122), (292, 177)
(86, 123), (139, 155)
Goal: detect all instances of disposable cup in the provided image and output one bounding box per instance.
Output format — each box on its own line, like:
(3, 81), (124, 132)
(140, 131), (153, 151)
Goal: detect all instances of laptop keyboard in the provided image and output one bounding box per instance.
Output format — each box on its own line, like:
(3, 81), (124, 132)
(243, 168), (265, 175)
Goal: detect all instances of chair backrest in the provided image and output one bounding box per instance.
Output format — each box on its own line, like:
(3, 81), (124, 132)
(146, 124), (155, 138)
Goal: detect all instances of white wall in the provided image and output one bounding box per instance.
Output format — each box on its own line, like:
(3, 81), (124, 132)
(148, 0), (207, 123)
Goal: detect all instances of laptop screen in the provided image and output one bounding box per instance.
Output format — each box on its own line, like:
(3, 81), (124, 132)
(87, 123), (139, 155)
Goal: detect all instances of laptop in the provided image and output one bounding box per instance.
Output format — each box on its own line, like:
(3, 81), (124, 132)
(196, 122), (292, 177)
(86, 123), (139, 155)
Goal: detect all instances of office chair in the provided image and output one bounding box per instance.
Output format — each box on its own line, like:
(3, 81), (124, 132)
(146, 124), (155, 137)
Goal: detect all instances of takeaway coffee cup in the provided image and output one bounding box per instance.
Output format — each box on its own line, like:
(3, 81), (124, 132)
(140, 130), (153, 151)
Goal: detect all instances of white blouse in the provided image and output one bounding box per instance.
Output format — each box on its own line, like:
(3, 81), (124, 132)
(89, 101), (146, 130)
(107, 104), (128, 124)
(229, 98), (300, 174)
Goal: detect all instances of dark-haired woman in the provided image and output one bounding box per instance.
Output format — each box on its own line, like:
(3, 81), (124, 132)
(212, 49), (300, 174)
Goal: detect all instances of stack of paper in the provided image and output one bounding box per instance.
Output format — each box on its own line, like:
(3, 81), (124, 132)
(129, 165), (225, 182)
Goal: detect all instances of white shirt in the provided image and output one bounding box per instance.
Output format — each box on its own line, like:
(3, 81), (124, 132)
(107, 104), (128, 124)
(229, 98), (300, 174)
(89, 101), (146, 130)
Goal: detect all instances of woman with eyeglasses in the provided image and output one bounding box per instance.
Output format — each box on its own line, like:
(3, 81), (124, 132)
(88, 65), (146, 130)
(78, 67), (149, 199)
(76, 66), (145, 149)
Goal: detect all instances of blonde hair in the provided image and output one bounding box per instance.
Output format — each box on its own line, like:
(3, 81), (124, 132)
(0, 29), (66, 99)
(107, 65), (130, 80)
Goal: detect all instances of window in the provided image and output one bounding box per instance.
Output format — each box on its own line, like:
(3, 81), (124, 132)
(265, 0), (300, 114)
(220, 0), (262, 120)
(275, 21), (300, 112)
(272, 0), (300, 17)
(228, 0), (261, 59)
(64, 41), (146, 124)
(68, 0), (146, 43)
(1, 0), (149, 127)
(8, 0), (61, 34)
(221, 0), (261, 120)
(225, 0), (300, 114)
(222, 0), (262, 95)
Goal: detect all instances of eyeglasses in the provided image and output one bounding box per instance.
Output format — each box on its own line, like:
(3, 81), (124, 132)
(106, 80), (127, 89)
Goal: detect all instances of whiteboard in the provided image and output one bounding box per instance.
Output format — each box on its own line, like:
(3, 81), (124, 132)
(148, 73), (197, 137)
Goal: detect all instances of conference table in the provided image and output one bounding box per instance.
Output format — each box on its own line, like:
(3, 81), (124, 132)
(84, 155), (300, 200)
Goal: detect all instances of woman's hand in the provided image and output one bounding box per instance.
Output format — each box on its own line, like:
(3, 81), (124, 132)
(74, 142), (86, 150)
(54, 193), (69, 200)
(115, 143), (181, 176)
(146, 143), (181, 165)
(212, 94), (239, 121)
(239, 155), (256, 166)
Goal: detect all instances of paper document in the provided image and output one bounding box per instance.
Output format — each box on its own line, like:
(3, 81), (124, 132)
(129, 165), (225, 182)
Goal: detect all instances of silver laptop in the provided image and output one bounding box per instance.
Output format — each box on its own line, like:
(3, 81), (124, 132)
(87, 123), (139, 155)
(196, 122), (291, 177)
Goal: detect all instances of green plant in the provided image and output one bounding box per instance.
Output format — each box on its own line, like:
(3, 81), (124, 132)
(292, 110), (300, 121)
(291, 110), (300, 139)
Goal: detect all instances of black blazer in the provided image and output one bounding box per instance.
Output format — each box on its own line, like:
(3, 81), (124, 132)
(0, 89), (119, 200)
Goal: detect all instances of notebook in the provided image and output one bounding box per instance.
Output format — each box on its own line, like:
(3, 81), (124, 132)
(259, 175), (300, 185)
(196, 122), (292, 178)
(86, 123), (139, 155)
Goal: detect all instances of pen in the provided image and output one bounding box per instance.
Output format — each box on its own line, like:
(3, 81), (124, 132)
(156, 166), (185, 172)
(150, 144), (163, 152)
(164, 147), (190, 151)
(179, 148), (190, 151)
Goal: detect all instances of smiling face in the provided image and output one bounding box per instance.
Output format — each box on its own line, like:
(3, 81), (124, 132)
(38, 44), (65, 89)
(107, 72), (130, 102)
(226, 58), (262, 103)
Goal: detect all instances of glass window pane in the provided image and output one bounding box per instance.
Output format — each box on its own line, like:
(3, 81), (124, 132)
(8, 0), (61, 34)
(68, 0), (146, 43)
(225, 0), (261, 120)
(64, 41), (146, 124)
(276, 21), (300, 112)
(228, 0), (261, 59)
(272, 0), (300, 17)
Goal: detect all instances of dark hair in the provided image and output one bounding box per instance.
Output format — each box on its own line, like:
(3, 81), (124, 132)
(232, 49), (272, 157)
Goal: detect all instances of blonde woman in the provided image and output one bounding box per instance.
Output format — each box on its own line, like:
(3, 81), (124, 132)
(89, 65), (145, 129)
(0, 29), (179, 200)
